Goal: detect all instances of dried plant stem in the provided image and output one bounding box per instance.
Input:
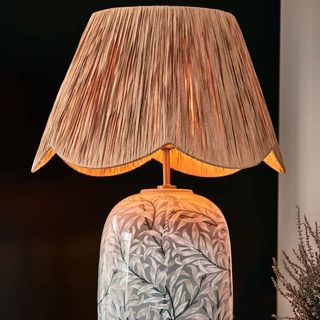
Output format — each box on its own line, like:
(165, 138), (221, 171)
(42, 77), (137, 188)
(272, 207), (320, 319)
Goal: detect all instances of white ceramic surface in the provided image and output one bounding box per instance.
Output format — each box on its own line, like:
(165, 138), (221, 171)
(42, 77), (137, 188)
(98, 189), (232, 319)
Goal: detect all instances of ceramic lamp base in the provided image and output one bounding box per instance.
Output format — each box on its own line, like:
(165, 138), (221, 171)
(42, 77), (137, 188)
(98, 188), (233, 319)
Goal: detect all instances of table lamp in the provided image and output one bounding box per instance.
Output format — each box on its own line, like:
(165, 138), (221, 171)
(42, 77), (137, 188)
(32, 6), (285, 320)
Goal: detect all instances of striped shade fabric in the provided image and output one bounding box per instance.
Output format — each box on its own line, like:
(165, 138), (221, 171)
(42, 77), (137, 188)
(32, 6), (285, 177)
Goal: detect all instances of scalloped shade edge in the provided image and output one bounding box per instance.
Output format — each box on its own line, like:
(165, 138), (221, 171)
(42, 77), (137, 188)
(31, 147), (284, 177)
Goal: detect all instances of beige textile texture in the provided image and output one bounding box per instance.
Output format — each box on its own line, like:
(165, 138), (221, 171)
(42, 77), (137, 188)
(32, 6), (285, 177)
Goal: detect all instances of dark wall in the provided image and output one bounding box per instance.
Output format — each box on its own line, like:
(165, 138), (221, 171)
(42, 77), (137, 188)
(0, 0), (280, 319)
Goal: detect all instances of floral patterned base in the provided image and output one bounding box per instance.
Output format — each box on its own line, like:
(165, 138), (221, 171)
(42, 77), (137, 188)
(98, 189), (233, 320)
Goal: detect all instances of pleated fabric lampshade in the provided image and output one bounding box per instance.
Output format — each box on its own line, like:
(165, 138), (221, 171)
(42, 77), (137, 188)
(32, 6), (285, 320)
(32, 6), (284, 177)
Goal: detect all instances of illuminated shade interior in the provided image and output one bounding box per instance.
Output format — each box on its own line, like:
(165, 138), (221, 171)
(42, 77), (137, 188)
(32, 6), (285, 177)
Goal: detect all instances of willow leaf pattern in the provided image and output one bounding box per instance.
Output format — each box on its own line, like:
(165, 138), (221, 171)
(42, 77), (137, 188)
(98, 189), (233, 320)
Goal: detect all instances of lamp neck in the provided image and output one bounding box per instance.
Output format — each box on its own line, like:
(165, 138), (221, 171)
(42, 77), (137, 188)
(158, 147), (176, 189)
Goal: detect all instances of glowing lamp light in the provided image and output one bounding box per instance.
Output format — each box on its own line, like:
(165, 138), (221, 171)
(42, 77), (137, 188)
(32, 6), (285, 319)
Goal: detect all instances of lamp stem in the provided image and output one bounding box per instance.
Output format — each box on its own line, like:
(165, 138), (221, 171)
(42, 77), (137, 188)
(159, 147), (176, 189)
(163, 148), (171, 186)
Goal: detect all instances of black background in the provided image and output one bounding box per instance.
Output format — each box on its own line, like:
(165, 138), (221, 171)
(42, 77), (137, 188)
(0, 0), (280, 319)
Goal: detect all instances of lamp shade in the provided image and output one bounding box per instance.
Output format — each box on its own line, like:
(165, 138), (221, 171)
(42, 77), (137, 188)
(32, 6), (285, 177)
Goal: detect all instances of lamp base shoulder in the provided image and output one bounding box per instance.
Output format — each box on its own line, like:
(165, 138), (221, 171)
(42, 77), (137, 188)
(98, 189), (233, 319)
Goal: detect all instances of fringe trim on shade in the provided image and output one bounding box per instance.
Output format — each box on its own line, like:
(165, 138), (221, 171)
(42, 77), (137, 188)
(32, 6), (285, 177)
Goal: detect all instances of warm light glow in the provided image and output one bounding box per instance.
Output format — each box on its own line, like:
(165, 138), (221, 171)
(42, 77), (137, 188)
(32, 146), (283, 177)
(264, 150), (285, 174)
(32, 6), (285, 177)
